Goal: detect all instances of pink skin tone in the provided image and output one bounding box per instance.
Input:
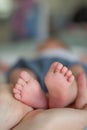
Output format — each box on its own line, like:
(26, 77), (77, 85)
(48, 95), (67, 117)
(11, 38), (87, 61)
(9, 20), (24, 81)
(0, 71), (87, 130)
(13, 62), (77, 109)
(13, 71), (48, 109)
(44, 62), (76, 108)
(74, 72), (87, 109)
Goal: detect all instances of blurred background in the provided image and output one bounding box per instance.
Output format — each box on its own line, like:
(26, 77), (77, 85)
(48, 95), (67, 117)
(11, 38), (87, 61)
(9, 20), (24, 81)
(0, 0), (87, 81)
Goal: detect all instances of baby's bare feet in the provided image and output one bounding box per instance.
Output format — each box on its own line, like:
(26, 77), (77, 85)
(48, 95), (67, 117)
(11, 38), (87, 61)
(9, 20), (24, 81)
(45, 62), (75, 108)
(13, 71), (47, 109)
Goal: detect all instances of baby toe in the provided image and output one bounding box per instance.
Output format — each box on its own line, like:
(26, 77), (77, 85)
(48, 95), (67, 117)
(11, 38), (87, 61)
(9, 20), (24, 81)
(20, 71), (31, 82)
(15, 84), (23, 91)
(14, 93), (21, 100)
(13, 88), (20, 94)
(48, 62), (59, 73)
(61, 66), (68, 75)
(65, 70), (72, 78)
(55, 62), (63, 72)
(17, 78), (26, 86)
(68, 75), (74, 83)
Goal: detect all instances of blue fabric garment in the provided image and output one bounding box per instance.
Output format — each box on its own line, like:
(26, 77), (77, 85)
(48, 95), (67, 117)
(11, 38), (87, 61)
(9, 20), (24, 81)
(7, 57), (87, 92)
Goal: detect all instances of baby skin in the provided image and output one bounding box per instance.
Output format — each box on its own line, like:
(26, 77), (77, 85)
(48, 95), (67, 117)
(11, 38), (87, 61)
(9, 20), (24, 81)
(13, 62), (78, 109)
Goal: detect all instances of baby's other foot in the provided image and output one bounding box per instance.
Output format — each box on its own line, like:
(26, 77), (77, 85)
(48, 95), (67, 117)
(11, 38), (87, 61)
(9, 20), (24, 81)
(45, 62), (75, 108)
(13, 71), (47, 109)
(74, 72), (87, 109)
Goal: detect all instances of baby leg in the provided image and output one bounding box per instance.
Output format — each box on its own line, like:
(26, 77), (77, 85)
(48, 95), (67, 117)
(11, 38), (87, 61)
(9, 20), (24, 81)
(69, 64), (87, 109)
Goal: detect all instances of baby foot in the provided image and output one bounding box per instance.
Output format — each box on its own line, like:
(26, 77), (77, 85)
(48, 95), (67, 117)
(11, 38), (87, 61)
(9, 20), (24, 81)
(13, 71), (48, 109)
(74, 72), (87, 109)
(44, 62), (75, 108)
